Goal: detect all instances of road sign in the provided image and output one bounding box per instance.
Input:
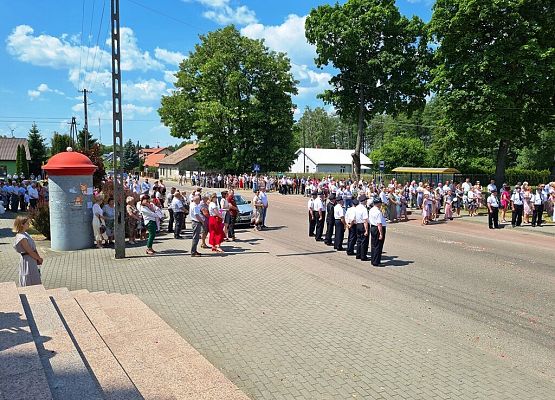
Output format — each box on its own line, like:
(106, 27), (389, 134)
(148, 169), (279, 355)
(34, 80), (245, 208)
(379, 160), (385, 171)
(253, 163), (260, 172)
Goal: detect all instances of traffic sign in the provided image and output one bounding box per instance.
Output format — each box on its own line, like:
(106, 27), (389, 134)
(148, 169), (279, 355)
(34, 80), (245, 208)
(379, 160), (385, 171)
(253, 163), (260, 172)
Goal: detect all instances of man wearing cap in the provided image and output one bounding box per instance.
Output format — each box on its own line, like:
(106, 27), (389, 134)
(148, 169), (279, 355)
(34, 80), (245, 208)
(308, 192), (317, 237)
(324, 193), (337, 246)
(345, 199), (358, 255)
(531, 185), (546, 227)
(313, 191), (326, 241)
(355, 194), (370, 261)
(333, 196), (346, 251)
(510, 185), (524, 227)
(369, 197), (387, 266)
(486, 189), (500, 229)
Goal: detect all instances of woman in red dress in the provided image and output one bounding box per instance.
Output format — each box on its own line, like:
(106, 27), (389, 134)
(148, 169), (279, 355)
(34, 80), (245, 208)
(208, 193), (225, 252)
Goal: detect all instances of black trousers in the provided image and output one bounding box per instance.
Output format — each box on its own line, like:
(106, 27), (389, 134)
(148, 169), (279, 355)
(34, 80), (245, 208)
(228, 216), (236, 238)
(174, 212), (184, 237)
(167, 208), (174, 232)
(356, 223), (369, 260)
(19, 195), (26, 212)
(29, 198), (38, 210)
(346, 225), (357, 254)
(334, 220), (344, 250)
(488, 207), (499, 228)
(370, 225), (386, 266)
(11, 195), (19, 212)
(309, 212), (316, 236)
(532, 204), (543, 226)
(324, 217), (334, 244)
(512, 204), (523, 226)
(315, 211), (325, 240)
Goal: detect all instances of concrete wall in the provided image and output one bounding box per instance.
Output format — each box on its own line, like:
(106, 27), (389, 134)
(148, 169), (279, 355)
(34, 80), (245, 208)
(289, 155), (351, 174)
(289, 154), (316, 173)
(48, 175), (94, 251)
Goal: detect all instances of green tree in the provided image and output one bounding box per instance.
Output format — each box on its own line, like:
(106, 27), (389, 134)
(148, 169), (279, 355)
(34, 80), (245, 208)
(50, 132), (73, 156)
(296, 107), (357, 150)
(27, 123), (47, 176)
(429, 0), (555, 184)
(76, 129), (97, 151)
(121, 139), (139, 172)
(369, 137), (426, 172)
(305, 0), (432, 181)
(78, 144), (105, 189)
(159, 26), (298, 172)
(15, 144), (23, 175)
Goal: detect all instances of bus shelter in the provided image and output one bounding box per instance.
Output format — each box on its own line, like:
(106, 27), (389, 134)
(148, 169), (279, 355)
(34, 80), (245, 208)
(391, 167), (461, 185)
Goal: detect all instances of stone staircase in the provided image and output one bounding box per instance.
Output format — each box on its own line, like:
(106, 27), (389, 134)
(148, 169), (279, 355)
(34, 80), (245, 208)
(0, 282), (249, 400)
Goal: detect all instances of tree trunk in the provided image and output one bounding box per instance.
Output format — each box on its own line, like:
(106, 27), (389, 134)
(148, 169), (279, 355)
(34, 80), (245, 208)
(495, 138), (510, 185)
(352, 85), (365, 182)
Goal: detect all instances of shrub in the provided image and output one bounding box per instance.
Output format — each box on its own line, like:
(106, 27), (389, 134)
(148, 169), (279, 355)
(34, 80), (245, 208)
(29, 203), (51, 240)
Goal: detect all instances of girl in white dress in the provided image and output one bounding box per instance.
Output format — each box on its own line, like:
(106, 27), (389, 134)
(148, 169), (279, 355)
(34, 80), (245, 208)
(13, 216), (43, 286)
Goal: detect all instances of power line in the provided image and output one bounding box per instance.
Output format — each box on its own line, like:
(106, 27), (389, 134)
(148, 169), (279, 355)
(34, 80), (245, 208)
(83, 0), (97, 90)
(89, 25), (111, 92)
(78, 0), (86, 90)
(86, 0), (107, 90)
(125, 0), (204, 30)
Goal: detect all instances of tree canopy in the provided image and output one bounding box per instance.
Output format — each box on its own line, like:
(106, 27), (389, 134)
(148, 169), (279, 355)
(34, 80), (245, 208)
(122, 139), (139, 172)
(429, 0), (555, 184)
(295, 107), (356, 150)
(50, 132), (73, 156)
(27, 123), (47, 176)
(305, 0), (431, 180)
(159, 26), (298, 172)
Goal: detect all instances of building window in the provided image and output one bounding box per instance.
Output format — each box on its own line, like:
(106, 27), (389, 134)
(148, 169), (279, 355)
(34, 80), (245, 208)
(305, 166), (309, 173)
(340, 165), (346, 173)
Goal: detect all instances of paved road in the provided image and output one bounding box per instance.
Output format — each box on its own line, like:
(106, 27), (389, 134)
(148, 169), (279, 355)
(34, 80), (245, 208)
(0, 188), (553, 399)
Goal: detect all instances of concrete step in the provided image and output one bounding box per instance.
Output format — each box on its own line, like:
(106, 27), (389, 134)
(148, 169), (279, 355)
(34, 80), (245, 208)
(17, 287), (104, 400)
(0, 282), (53, 400)
(48, 291), (143, 400)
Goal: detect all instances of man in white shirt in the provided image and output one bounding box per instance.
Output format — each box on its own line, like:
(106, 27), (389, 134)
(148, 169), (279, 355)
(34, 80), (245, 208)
(313, 192), (326, 241)
(355, 194), (370, 261)
(141, 179), (151, 195)
(189, 195), (203, 257)
(27, 183), (39, 210)
(486, 189), (500, 229)
(369, 197), (387, 266)
(510, 186), (524, 227)
(531, 185), (545, 227)
(333, 197), (346, 251)
(344, 199), (358, 255)
(487, 179), (497, 194)
(171, 192), (186, 239)
(308, 193), (316, 237)
(259, 187), (268, 228)
(462, 178), (472, 194)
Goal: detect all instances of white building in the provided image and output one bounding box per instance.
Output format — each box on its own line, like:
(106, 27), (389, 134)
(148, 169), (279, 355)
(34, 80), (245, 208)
(289, 148), (372, 174)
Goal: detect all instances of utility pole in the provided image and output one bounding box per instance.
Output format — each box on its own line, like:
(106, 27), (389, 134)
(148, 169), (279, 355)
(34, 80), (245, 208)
(9, 127), (15, 138)
(79, 88), (91, 151)
(69, 117), (79, 148)
(98, 117), (102, 145)
(111, 0), (125, 259)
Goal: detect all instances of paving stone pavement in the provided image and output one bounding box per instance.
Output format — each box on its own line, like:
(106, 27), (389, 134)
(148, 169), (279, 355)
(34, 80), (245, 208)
(0, 211), (553, 400)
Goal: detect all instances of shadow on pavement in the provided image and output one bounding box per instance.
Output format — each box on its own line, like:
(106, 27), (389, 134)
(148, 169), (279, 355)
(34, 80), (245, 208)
(380, 255), (414, 268)
(276, 250), (337, 257)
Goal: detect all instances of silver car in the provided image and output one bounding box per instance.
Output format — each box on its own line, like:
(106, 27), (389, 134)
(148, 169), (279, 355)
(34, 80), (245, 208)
(217, 193), (253, 226)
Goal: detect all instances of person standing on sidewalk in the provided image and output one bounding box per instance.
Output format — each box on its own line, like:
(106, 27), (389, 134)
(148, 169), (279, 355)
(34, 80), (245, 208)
(313, 191), (326, 241)
(166, 187), (176, 233)
(511, 185), (524, 227)
(324, 194), (336, 246)
(227, 189), (238, 240)
(190, 195), (203, 257)
(308, 192), (316, 237)
(487, 190), (500, 229)
(345, 199), (358, 256)
(355, 194), (370, 261)
(369, 197), (387, 267)
(139, 195), (158, 255)
(259, 187), (269, 228)
(13, 215), (43, 286)
(333, 197), (346, 251)
(171, 192), (186, 239)
(531, 185), (545, 227)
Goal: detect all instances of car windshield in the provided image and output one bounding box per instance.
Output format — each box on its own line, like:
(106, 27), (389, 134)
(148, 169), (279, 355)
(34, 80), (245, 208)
(234, 195), (247, 205)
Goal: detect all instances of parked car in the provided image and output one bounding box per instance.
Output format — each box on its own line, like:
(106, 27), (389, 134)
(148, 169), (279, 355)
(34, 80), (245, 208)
(216, 193), (253, 227)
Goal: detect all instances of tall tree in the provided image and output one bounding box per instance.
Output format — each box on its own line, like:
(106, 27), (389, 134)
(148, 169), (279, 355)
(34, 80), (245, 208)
(306, 0), (432, 181)
(50, 132), (73, 156)
(121, 139), (139, 172)
(27, 123), (47, 176)
(369, 137), (427, 172)
(15, 144), (23, 175)
(76, 129), (97, 151)
(430, 0), (555, 184)
(78, 144), (104, 189)
(159, 26), (298, 172)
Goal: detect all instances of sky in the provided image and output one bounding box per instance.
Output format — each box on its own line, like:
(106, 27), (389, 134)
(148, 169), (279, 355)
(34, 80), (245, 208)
(0, 0), (433, 147)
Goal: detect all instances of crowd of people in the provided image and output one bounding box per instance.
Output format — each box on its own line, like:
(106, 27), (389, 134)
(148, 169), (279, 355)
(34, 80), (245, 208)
(0, 178), (48, 214)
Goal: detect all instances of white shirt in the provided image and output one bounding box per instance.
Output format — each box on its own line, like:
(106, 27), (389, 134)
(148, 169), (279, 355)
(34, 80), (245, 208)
(307, 198), (314, 211)
(354, 204), (368, 224)
(313, 197), (324, 212)
(92, 203), (103, 220)
(345, 207), (356, 224)
(369, 206), (387, 226)
(531, 192), (544, 205)
(511, 191), (523, 205)
(27, 186), (39, 199)
(220, 197), (229, 218)
(462, 182), (472, 193)
(208, 201), (220, 216)
(487, 195), (499, 208)
(190, 202), (203, 223)
(333, 203), (345, 219)
(379, 191), (389, 204)
(171, 197), (184, 213)
(487, 183), (497, 193)
(259, 191), (268, 207)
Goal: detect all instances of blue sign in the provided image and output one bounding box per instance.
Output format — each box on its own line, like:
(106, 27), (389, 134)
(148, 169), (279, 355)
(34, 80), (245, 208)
(379, 160), (385, 171)
(253, 163), (260, 172)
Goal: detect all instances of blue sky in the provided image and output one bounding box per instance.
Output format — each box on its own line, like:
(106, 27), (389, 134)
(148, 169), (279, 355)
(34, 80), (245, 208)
(0, 0), (433, 147)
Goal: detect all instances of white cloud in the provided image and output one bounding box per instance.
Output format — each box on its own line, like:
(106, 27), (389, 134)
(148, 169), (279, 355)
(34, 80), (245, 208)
(122, 104), (154, 117)
(241, 14), (315, 66)
(27, 83), (65, 99)
(189, 0), (257, 25)
(163, 70), (178, 84)
(154, 48), (186, 66)
(122, 79), (167, 102)
(291, 63), (332, 99)
(119, 27), (164, 71)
